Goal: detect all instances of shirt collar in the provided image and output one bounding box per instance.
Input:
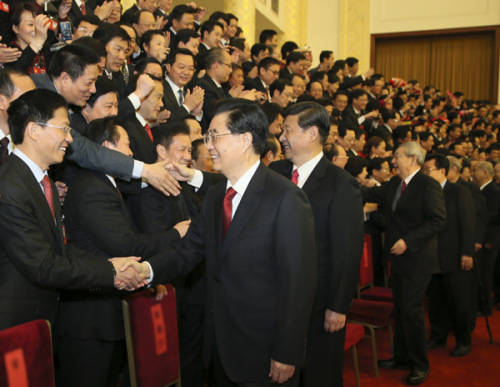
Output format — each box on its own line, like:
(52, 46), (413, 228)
(480, 180), (492, 191)
(226, 159), (260, 197)
(293, 151), (323, 188)
(166, 75), (182, 95)
(403, 168), (420, 185)
(135, 112), (147, 127)
(106, 174), (117, 187)
(13, 148), (46, 185)
(441, 179), (447, 189)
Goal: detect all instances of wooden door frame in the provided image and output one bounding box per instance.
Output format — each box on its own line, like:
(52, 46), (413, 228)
(370, 25), (500, 101)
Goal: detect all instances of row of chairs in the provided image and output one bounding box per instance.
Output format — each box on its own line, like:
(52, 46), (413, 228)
(0, 235), (392, 387)
(0, 285), (181, 387)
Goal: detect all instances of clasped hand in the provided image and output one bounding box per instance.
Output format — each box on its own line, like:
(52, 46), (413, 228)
(109, 256), (151, 291)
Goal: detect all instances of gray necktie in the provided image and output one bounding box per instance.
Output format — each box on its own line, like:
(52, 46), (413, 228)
(178, 88), (184, 106)
(391, 180), (405, 212)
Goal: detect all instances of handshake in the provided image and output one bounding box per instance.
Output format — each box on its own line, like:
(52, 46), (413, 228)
(109, 257), (152, 291)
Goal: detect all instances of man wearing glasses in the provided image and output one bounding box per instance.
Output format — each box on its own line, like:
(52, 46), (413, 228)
(244, 56), (281, 101)
(125, 98), (317, 386)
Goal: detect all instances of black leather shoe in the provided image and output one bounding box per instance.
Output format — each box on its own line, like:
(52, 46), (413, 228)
(450, 345), (471, 357)
(426, 339), (446, 349)
(406, 369), (430, 385)
(378, 357), (411, 370)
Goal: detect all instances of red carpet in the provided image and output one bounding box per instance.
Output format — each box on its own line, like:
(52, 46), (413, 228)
(344, 305), (500, 386)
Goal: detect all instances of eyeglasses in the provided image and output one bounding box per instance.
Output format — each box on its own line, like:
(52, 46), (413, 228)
(218, 62), (232, 69)
(36, 123), (72, 135)
(266, 68), (280, 76)
(204, 130), (233, 146)
(139, 23), (156, 28)
(77, 27), (93, 37)
(423, 167), (437, 174)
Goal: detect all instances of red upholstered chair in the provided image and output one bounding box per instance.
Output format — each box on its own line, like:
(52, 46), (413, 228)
(344, 323), (365, 387)
(0, 319), (54, 387)
(347, 299), (394, 377)
(123, 285), (181, 387)
(358, 234), (393, 303)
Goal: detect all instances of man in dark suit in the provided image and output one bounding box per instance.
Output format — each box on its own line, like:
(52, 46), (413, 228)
(269, 102), (364, 387)
(196, 48), (232, 130)
(163, 49), (204, 123)
(423, 154), (476, 357)
(471, 161), (500, 316)
(0, 89), (145, 331)
(244, 56), (281, 101)
(343, 89), (378, 133)
(57, 117), (188, 387)
(279, 51), (306, 80)
(123, 98), (317, 386)
(122, 0), (159, 23)
(363, 142), (446, 385)
(67, 0), (96, 26)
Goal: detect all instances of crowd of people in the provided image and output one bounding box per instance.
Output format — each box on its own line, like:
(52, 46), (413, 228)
(0, 1), (499, 387)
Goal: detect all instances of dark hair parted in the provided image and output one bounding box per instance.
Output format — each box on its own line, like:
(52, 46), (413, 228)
(48, 44), (101, 81)
(86, 116), (123, 146)
(284, 101), (330, 144)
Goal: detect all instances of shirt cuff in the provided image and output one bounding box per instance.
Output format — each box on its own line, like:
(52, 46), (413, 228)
(132, 160), (144, 179)
(128, 93), (141, 109)
(189, 169), (203, 189)
(145, 261), (154, 284)
(358, 116), (366, 124)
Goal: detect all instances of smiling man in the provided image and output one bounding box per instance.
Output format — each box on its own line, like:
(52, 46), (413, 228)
(0, 90), (145, 332)
(363, 142), (446, 385)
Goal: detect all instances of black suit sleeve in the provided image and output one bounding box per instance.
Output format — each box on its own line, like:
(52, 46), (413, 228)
(456, 184), (476, 257)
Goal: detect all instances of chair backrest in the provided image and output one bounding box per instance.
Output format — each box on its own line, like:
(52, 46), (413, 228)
(123, 285), (180, 387)
(0, 320), (54, 387)
(359, 233), (374, 289)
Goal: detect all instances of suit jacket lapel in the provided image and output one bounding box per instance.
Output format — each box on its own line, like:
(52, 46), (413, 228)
(301, 156), (327, 199)
(219, 164), (265, 263)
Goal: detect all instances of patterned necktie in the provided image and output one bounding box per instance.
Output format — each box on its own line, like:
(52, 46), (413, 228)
(178, 88), (184, 106)
(291, 169), (299, 185)
(40, 176), (55, 220)
(0, 137), (9, 164)
(144, 123), (154, 142)
(121, 63), (129, 84)
(80, 3), (86, 15)
(222, 187), (237, 240)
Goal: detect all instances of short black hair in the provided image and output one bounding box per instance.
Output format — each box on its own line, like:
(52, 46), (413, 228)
(175, 28), (200, 46)
(229, 37), (245, 51)
(285, 101), (330, 144)
(251, 43), (268, 59)
(0, 68), (29, 99)
(191, 139), (205, 162)
(260, 102), (284, 125)
(213, 98), (268, 155)
(270, 78), (292, 96)
(134, 57), (163, 77)
(140, 29), (165, 50)
(93, 23), (131, 47)
(154, 121), (191, 149)
(165, 48), (195, 67)
(349, 89), (368, 103)
(208, 11), (229, 25)
(425, 153), (450, 174)
(257, 56), (281, 72)
(345, 57), (359, 67)
(72, 36), (107, 58)
(8, 89), (67, 145)
(86, 116), (123, 146)
(345, 156), (369, 178)
(48, 44), (101, 81)
(76, 14), (101, 28)
(338, 122), (355, 137)
(200, 20), (223, 39)
(259, 29), (277, 44)
(368, 157), (388, 175)
(281, 41), (299, 60)
(86, 76), (119, 108)
(418, 131), (433, 142)
(131, 9), (154, 25)
(320, 50), (333, 62)
(332, 90), (349, 101)
(286, 51), (305, 66)
(261, 134), (279, 158)
(204, 48), (226, 70)
(393, 126), (411, 142)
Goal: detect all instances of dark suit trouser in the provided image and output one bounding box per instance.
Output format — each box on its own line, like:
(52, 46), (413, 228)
(476, 245), (500, 314)
(180, 304), (205, 387)
(392, 271), (432, 371)
(56, 337), (126, 387)
(428, 270), (474, 346)
(300, 325), (346, 387)
(210, 342), (300, 387)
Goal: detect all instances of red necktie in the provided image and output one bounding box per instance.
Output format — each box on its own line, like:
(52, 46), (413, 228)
(0, 137), (9, 164)
(80, 4), (86, 15)
(222, 187), (237, 240)
(41, 176), (55, 220)
(291, 169), (299, 185)
(401, 181), (407, 193)
(144, 123), (154, 142)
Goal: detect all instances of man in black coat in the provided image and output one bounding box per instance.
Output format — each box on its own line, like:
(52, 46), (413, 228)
(120, 99), (317, 386)
(269, 102), (364, 387)
(423, 154), (476, 357)
(363, 142), (446, 385)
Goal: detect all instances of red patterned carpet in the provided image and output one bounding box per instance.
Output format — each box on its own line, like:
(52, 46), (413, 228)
(344, 304), (500, 387)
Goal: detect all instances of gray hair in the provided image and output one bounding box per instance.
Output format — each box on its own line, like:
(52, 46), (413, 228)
(447, 155), (461, 171)
(400, 141), (425, 166)
(475, 161), (494, 177)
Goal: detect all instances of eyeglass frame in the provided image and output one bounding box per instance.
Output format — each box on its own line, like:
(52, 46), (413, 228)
(203, 130), (233, 146)
(35, 122), (72, 135)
